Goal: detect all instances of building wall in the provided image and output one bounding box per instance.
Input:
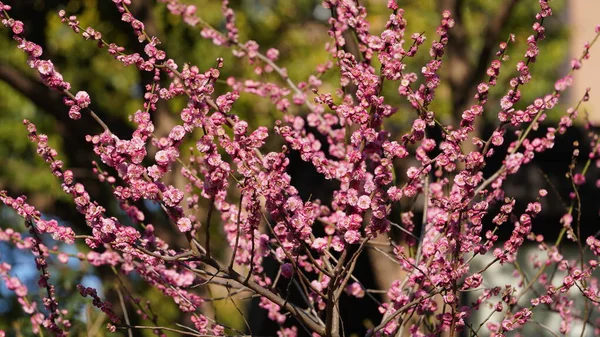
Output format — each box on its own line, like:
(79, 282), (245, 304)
(569, 0), (600, 123)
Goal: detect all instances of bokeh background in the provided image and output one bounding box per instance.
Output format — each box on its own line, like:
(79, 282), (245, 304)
(1, 0), (599, 336)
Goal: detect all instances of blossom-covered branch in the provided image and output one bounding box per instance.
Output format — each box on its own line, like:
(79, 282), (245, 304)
(0, 1), (599, 337)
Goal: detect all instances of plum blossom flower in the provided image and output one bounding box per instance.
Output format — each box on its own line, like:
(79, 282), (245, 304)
(357, 195), (371, 210)
(177, 217), (192, 232)
(75, 91), (91, 108)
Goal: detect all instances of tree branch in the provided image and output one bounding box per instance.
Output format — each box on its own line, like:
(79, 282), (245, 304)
(199, 255), (328, 336)
(453, 0), (519, 114)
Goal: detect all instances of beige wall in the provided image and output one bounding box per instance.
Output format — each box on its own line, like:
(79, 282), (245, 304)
(569, 0), (600, 123)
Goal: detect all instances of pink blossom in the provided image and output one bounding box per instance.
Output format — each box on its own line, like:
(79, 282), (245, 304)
(357, 195), (371, 210)
(344, 230), (361, 244)
(505, 153), (524, 174)
(281, 263), (293, 278)
(573, 173), (586, 185)
(36, 60), (54, 76)
(74, 91), (91, 108)
(57, 253), (69, 264)
(177, 217), (192, 232)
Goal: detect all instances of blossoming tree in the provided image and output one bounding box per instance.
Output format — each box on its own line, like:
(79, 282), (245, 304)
(0, 0), (599, 336)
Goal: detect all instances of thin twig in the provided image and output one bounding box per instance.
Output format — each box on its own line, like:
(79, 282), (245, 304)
(115, 285), (133, 337)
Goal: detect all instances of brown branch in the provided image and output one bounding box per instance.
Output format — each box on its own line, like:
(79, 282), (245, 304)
(437, 0), (519, 118)
(453, 0), (520, 114)
(198, 255), (327, 336)
(325, 248), (350, 337)
(0, 64), (131, 138)
(0, 64), (65, 117)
